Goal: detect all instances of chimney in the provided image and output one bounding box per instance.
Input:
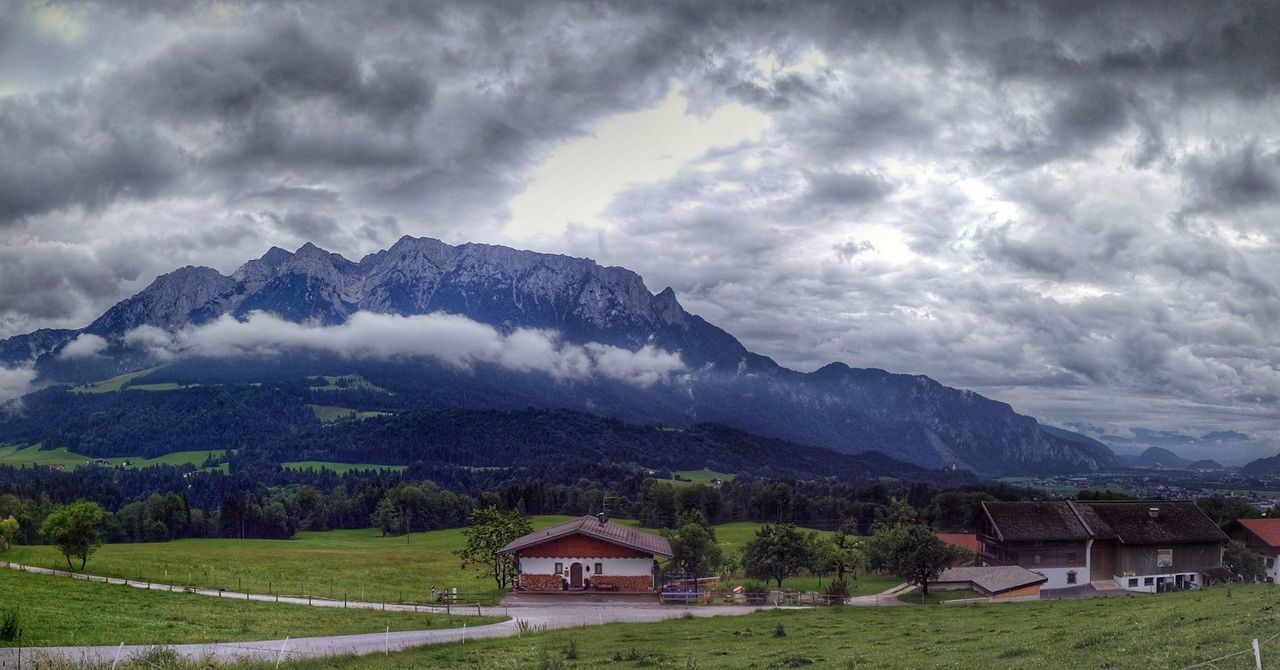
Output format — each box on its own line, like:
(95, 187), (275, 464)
(596, 512), (609, 526)
(1148, 507), (1160, 518)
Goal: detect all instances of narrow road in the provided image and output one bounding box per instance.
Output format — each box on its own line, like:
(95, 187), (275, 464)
(0, 562), (794, 667)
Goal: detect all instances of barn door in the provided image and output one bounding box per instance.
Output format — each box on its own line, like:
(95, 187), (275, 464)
(570, 562), (584, 588)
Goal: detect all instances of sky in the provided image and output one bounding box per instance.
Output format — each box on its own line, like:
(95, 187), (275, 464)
(2, 0), (1280, 462)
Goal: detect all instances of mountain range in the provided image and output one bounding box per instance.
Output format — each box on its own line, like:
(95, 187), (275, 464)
(1, 236), (1123, 476)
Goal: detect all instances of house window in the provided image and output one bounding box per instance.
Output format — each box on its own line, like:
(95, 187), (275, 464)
(1128, 578), (1138, 587)
(1268, 558), (1275, 569)
(1156, 549), (1173, 568)
(595, 563), (603, 575)
(1143, 577), (1153, 586)
(554, 562), (563, 574)
(1067, 570), (1077, 585)
(1032, 554), (1042, 565)
(1188, 574), (1195, 583)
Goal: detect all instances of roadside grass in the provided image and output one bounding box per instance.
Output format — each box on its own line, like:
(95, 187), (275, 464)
(900, 587), (983, 605)
(2, 517), (855, 606)
(282, 461), (408, 475)
(0, 445), (230, 472)
(257, 585), (1280, 670)
(0, 568), (503, 648)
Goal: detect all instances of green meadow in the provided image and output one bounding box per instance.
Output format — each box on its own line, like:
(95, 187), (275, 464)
(266, 585), (1280, 670)
(0, 568), (502, 647)
(0, 445), (229, 472)
(2, 517), (861, 606)
(282, 461), (408, 475)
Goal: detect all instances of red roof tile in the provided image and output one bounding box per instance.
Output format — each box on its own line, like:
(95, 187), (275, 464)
(498, 515), (673, 558)
(937, 533), (982, 554)
(1235, 518), (1280, 548)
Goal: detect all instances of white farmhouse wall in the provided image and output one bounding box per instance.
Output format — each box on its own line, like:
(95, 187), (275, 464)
(1115, 572), (1202, 593)
(1030, 566), (1086, 590)
(519, 556), (654, 577)
(1266, 553), (1280, 582)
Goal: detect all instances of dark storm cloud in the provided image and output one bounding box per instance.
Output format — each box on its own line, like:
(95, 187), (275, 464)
(4, 0), (1280, 460)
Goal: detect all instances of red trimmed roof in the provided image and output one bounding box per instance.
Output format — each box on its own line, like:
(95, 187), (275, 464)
(1236, 518), (1280, 548)
(498, 515), (673, 558)
(937, 533), (981, 554)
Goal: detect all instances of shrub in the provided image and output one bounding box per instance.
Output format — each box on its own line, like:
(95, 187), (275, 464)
(565, 637), (578, 660)
(774, 622), (787, 637)
(743, 582), (770, 597)
(0, 609), (18, 642)
(824, 579), (851, 600)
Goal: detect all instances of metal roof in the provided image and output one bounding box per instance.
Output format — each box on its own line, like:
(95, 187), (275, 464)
(497, 515), (674, 558)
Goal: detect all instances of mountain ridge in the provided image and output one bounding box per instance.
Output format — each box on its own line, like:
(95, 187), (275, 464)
(0, 237), (1116, 476)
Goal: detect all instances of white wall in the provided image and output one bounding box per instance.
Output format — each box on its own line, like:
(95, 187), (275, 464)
(519, 556), (654, 577)
(1031, 566), (1086, 590)
(1266, 553), (1280, 582)
(1114, 572), (1201, 593)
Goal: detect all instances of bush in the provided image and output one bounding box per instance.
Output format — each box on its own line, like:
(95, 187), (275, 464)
(774, 622), (787, 637)
(824, 579), (851, 599)
(565, 638), (578, 660)
(743, 582), (770, 597)
(0, 609), (18, 642)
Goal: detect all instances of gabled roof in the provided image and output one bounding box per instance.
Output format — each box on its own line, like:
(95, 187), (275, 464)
(1226, 518), (1280, 548)
(497, 515), (673, 558)
(978, 500), (1227, 545)
(980, 501), (1090, 541)
(1077, 501), (1227, 545)
(933, 566), (1047, 594)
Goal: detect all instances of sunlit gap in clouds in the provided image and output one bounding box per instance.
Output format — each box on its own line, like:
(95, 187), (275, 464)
(504, 81), (772, 239)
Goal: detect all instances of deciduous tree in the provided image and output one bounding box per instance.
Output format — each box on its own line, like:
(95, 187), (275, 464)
(867, 522), (956, 596)
(741, 523), (817, 589)
(0, 516), (18, 551)
(40, 501), (105, 570)
(667, 510), (723, 577)
(456, 506), (533, 590)
(1223, 540), (1266, 583)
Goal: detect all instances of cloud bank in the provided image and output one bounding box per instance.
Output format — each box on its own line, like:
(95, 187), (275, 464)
(0, 364), (37, 405)
(127, 311), (684, 388)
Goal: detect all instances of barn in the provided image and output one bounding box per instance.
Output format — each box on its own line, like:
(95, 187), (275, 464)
(498, 513), (673, 592)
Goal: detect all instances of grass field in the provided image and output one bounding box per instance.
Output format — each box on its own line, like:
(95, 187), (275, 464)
(0, 568), (502, 647)
(259, 585), (1280, 669)
(669, 469), (736, 486)
(1, 517), (852, 607)
(0, 445), (230, 472)
(308, 404), (392, 424)
(69, 368), (160, 393)
(282, 461), (408, 475)
(309, 375), (390, 393)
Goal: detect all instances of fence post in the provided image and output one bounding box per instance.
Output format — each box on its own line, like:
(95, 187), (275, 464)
(344, 593), (347, 608)
(1252, 639), (1262, 670)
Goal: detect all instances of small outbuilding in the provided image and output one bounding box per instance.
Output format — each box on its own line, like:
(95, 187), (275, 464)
(499, 513), (673, 592)
(930, 566), (1047, 601)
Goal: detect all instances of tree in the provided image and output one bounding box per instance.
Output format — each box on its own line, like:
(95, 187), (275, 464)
(667, 510), (723, 577)
(40, 501), (105, 570)
(0, 516), (18, 552)
(867, 522), (956, 596)
(741, 523), (818, 588)
(820, 519), (868, 585)
(1223, 540), (1266, 583)
(456, 506), (533, 590)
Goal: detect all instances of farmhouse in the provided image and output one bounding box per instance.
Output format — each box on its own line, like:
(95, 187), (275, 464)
(499, 513), (673, 592)
(1224, 518), (1280, 582)
(976, 500), (1227, 592)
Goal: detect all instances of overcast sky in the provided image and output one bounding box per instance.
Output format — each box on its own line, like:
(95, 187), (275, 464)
(2, 0), (1280, 461)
